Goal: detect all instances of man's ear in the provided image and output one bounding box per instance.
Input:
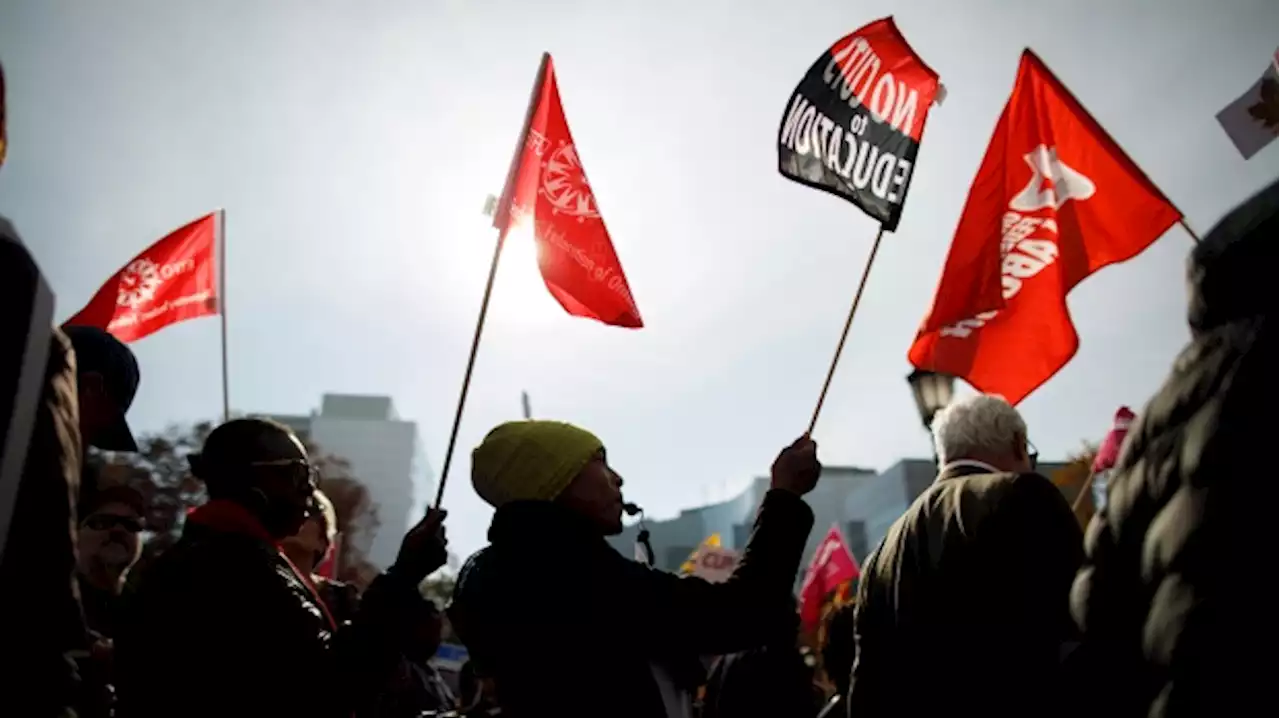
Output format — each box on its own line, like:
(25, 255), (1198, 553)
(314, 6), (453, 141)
(1012, 433), (1027, 461)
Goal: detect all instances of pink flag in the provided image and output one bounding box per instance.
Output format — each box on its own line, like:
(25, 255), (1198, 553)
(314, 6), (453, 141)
(799, 524), (860, 628)
(1092, 407), (1135, 474)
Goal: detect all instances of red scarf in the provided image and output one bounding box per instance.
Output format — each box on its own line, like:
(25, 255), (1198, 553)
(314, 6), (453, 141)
(187, 500), (337, 630)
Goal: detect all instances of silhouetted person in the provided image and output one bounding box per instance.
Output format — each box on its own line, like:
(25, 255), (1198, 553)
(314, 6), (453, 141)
(1071, 182), (1276, 718)
(369, 599), (457, 717)
(281, 488), (360, 625)
(115, 418), (449, 718)
(849, 395), (1083, 718)
(450, 420), (821, 718)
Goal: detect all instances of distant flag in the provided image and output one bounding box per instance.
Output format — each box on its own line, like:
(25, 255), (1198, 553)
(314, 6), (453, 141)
(799, 525), (860, 628)
(777, 16), (941, 231)
(908, 50), (1181, 405)
(1090, 406), (1135, 512)
(678, 533), (721, 575)
(1216, 54), (1278, 159)
(494, 54), (643, 329)
(65, 213), (221, 343)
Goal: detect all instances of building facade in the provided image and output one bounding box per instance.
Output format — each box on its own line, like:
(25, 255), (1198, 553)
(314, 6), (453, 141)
(608, 458), (1066, 584)
(272, 394), (433, 570)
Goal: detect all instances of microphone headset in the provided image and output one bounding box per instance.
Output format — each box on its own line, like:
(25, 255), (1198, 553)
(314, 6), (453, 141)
(623, 502), (655, 566)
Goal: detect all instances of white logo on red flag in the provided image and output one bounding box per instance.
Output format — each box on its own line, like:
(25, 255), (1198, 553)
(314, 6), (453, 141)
(494, 55), (643, 329)
(65, 213), (220, 343)
(1009, 145), (1096, 212)
(908, 50), (1180, 405)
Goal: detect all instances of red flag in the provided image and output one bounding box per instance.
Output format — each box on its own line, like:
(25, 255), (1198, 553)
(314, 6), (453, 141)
(65, 213), (220, 343)
(907, 50), (1180, 404)
(799, 524), (860, 628)
(494, 54), (643, 329)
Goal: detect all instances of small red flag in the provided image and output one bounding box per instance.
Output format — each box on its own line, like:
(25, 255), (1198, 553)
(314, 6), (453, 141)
(907, 50), (1180, 404)
(799, 524), (860, 628)
(494, 54), (643, 329)
(65, 213), (220, 343)
(314, 532), (340, 579)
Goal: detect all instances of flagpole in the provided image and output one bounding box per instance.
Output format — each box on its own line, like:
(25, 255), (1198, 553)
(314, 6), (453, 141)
(1071, 469), (1097, 513)
(806, 226), (886, 435)
(1178, 218), (1201, 243)
(217, 208), (230, 423)
(433, 53), (550, 509)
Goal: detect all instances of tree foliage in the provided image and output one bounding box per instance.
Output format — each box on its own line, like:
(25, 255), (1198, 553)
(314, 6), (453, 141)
(1048, 442), (1099, 530)
(87, 420), (381, 585)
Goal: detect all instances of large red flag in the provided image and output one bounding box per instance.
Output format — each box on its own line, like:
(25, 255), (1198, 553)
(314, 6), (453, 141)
(908, 50), (1180, 404)
(799, 524), (860, 628)
(494, 54), (643, 329)
(65, 213), (219, 343)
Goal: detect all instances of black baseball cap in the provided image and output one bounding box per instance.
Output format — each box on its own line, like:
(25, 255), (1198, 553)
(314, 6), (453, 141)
(62, 324), (140, 451)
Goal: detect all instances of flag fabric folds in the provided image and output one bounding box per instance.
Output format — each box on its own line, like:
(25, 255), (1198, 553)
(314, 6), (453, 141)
(777, 16), (941, 230)
(65, 213), (220, 343)
(908, 50), (1181, 404)
(494, 54), (643, 329)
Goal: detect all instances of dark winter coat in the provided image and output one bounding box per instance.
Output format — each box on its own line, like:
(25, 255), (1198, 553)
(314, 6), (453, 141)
(848, 463), (1084, 718)
(1070, 182), (1276, 718)
(450, 490), (814, 718)
(114, 519), (427, 718)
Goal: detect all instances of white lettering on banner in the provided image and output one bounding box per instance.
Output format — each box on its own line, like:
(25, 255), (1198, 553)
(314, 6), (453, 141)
(108, 290), (213, 332)
(779, 94), (915, 204)
(539, 224), (639, 313)
(692, 547), (740, 584)
(940, 145), (1094, 339)
(821, 37), (922, 136)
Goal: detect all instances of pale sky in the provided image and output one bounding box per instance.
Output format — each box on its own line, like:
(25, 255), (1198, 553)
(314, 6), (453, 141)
(2, 0), (1276, 561)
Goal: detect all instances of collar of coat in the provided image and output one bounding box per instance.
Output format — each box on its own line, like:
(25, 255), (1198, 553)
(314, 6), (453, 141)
(936, 459), (1003, 482)
(487, 500), (605, 548)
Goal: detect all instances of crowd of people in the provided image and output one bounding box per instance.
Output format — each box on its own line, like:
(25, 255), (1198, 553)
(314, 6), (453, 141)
(0, 180), (1272, 718)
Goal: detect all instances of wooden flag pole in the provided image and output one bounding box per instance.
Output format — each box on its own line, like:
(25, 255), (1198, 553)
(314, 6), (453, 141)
(806, 226), (886, 435)
(433, 53), (550, 509)
(1071, 469), (1097, 514)
(217, 208), (230, 423)
(432, 228), (506, 508)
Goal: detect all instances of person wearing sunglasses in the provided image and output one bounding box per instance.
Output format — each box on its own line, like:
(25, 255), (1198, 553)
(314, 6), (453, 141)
(847, 394), (1083, 718)
(115, 417), (448, 718)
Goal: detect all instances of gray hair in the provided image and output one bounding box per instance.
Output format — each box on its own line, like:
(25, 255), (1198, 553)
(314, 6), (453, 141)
(931, 394), (1027, 465)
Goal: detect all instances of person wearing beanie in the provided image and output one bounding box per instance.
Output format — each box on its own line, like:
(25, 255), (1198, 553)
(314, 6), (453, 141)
(450, 420), (822, 718)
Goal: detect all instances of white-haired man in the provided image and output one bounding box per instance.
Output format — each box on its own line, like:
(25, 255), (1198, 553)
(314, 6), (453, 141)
(847, 394), (1083, 718)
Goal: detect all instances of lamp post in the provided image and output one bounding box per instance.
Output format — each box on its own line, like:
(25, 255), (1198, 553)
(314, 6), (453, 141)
(906, 369), (955, 464)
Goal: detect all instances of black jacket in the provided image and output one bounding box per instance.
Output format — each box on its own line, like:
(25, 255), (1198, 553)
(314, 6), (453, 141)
(450, 490), (814, 718)
(114, 522), (426, 718)
(848, 464), (1084, 718)
(1070, 182), (1276, 718)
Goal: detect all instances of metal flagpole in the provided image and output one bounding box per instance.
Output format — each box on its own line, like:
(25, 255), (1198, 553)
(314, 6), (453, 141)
(433, 53), (550, 509)
(806, 226), (886, 435)
(217, 208), (230, 423)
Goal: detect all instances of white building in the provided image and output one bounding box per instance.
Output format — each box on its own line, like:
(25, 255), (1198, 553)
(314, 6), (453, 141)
(272, 394), (432, 570)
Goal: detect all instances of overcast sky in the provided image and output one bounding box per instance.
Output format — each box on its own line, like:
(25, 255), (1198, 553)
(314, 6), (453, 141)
(2, 0), (1276, 560)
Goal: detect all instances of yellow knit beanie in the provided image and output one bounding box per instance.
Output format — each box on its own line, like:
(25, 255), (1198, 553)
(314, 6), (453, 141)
(471, 420), (604, 508)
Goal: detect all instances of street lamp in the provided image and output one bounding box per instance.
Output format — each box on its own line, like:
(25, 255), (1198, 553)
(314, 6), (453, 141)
(907, 370), (955, 462)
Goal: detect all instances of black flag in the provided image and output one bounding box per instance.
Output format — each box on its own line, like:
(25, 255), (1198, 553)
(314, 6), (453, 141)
(778, 17), (940, 231)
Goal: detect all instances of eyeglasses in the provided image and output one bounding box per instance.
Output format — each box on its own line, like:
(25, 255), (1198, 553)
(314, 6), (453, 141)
(1026, 439), (1040, 471)
(247, 458), (319, 489)
(84, 514), (144, 533)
